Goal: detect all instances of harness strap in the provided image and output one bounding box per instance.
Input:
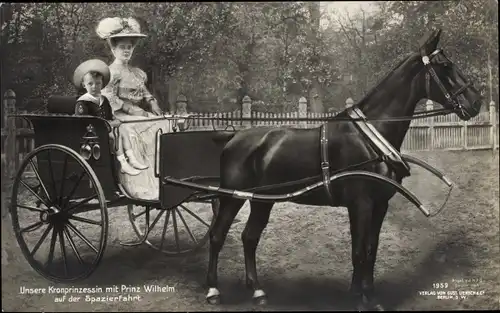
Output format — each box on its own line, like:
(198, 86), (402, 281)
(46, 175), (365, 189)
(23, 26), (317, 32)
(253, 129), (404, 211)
(320, 124), (335, 205)
(347, 107), (411, 178)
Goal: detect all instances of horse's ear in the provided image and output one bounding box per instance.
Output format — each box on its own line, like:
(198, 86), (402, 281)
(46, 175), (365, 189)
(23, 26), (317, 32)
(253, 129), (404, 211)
(418, 29), (442, 56)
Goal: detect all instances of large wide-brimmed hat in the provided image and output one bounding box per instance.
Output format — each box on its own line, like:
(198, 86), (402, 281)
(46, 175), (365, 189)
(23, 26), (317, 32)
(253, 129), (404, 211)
(72, 59), (110, 88)
(96, 17), (147, 40)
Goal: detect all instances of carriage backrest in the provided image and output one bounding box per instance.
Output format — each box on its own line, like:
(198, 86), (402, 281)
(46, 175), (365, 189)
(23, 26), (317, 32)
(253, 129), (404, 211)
(47, 95), (79, 115)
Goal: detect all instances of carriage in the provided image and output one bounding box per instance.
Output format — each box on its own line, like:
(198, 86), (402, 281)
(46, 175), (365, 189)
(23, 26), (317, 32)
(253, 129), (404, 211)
(8, 92), (454, 283)
(8, 95), (229, 282)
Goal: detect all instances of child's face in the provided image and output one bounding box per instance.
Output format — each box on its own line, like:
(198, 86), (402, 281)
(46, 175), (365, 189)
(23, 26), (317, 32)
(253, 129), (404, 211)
(82, 73), (103, 97)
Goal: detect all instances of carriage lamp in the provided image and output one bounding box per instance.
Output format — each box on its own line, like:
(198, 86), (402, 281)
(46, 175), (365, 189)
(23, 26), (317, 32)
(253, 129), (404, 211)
(80, 124), (101, 161)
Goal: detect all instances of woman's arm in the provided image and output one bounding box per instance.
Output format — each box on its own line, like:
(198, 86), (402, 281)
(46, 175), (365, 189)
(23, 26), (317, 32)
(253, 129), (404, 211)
(137, 68), (163, 115)
(101, 69), (125, 112)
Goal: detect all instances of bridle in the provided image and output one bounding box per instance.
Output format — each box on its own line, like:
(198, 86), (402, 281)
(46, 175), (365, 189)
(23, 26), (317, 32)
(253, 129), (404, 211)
(421, 49), (472, 120)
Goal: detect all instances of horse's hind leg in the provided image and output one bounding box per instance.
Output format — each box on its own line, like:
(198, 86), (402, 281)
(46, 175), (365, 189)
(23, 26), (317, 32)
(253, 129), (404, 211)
(206, 197), (245, 304)
(242, 201), (274, 305)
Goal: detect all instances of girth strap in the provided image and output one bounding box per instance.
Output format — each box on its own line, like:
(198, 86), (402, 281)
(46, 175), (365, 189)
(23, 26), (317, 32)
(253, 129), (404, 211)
(320, 124), (335, 204)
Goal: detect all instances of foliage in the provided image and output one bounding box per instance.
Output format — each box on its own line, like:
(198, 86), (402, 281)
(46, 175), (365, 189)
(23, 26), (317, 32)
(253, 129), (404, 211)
(1, 1), (497, 113)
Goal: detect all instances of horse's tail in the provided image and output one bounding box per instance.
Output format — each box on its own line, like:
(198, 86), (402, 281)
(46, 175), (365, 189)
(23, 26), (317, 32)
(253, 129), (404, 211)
(212, 131), (236, 145)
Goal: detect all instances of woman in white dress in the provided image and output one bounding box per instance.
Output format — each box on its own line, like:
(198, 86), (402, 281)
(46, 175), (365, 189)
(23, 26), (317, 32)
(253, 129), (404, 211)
(96, 17), (169, 199)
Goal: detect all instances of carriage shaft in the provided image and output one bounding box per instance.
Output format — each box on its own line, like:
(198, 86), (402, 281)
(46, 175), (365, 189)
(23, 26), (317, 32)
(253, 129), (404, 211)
(163, 172), (430, 216)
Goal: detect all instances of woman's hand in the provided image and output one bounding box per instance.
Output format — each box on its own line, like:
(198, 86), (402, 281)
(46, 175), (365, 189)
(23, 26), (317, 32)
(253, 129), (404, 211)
(109, 119), (122, 128)
(149, 98), (163, 116)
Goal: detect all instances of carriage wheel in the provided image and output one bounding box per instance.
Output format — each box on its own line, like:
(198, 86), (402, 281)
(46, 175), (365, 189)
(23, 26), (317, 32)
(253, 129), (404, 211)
(10, 144), (108, 282)
(127, 198), (218, 255)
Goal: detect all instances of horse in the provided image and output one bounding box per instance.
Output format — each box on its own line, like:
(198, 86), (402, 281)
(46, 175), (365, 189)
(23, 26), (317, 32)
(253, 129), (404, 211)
(204, 29), (483, 310)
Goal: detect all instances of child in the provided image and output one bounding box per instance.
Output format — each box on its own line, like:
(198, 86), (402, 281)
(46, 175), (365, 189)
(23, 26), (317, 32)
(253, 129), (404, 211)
(73, 59), (148, 176)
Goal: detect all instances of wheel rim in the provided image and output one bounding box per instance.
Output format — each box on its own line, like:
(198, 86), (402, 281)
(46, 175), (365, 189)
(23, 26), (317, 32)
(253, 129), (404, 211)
(10, 144), (108, 282)
(127, 199), (217, 255)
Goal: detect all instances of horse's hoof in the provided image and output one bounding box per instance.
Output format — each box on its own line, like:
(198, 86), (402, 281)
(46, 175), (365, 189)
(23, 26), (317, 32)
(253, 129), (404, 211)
(372, 303), (385, 311)
(253, 295), (268, 306)
(206, 295), (220, 305)
(355, 303), (366, 311)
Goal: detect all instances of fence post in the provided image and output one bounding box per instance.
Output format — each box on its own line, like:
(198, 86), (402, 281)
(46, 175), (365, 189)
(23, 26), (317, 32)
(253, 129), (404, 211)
(299, 97), (307, 128)
(463, 117), (468, 150)
(242, 95), (252, 128)
(490, 101), (497, 150)
(426, 100), (434, 151)
(3, 89), (17, 218)
(345, 97), (354, 109)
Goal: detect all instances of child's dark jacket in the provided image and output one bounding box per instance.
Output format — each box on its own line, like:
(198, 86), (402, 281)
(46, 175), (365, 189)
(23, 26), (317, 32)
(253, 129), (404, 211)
(74, 93), (113, 120)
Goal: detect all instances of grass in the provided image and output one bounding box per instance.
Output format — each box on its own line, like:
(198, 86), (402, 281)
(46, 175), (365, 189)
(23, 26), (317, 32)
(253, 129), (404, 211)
(2, 150), (499, 311)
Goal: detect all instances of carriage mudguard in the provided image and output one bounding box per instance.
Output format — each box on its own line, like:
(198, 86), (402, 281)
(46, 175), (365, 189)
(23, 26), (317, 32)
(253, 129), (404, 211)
(158, 130), (230, 209)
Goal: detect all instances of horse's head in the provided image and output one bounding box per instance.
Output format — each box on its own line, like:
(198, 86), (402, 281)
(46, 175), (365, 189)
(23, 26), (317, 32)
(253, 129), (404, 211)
(418, 29), (483, 120)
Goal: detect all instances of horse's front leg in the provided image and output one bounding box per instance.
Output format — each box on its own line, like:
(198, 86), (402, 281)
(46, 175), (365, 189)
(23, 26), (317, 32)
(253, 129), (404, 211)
(206, 197), (245, 304)
(242, 201), (274, 305)
(361, 200), (389, 311)
(347, 196), (373, 311)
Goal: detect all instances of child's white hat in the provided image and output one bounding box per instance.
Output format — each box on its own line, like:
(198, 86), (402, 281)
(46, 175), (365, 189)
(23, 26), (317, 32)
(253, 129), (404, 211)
(73, 59), (111, 88)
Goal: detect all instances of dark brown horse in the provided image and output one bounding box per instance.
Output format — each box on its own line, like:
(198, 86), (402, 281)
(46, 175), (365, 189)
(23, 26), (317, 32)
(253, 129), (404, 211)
(205, 29), (483, 310)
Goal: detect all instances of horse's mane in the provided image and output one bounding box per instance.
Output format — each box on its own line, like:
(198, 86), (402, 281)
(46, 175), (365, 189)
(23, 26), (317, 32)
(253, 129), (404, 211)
(356, 52), (418, 109)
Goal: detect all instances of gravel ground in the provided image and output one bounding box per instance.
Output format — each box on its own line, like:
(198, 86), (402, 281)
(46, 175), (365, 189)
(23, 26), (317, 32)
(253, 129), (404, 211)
(2, 150), (499, 311)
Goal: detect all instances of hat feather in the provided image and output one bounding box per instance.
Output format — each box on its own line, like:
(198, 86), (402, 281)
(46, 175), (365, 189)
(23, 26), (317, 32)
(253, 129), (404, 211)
(96, 17), (146, 40)
(96, 17), (123, 39)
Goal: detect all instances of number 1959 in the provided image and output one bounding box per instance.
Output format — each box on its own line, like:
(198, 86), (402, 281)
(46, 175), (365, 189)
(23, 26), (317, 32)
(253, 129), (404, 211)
(433, 283), (448, 289)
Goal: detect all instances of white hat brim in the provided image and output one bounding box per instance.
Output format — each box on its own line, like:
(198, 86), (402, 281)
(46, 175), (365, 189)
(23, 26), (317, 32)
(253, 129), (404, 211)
(109, 33), (147, 39)
(73, 59), (111, 88)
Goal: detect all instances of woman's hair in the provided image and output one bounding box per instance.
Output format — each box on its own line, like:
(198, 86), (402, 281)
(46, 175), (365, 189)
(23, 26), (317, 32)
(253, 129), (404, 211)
(108, 37), (139, 49)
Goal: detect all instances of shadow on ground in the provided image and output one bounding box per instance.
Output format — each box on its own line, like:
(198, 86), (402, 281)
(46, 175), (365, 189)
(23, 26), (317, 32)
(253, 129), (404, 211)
(46, 228), (476, 311)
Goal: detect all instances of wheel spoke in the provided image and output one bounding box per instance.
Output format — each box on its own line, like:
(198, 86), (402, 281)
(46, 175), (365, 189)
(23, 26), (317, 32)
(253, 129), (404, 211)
(47, 150), (57, 201)
(68, 215), (102, 226)
(47, 229), (58, 269)
(20, 180), (50, 208)
(176, 208), (198, 244)
(30, 224), (53, 257)
(59, 154), (68, 204)
(172, 209), (180, 252)
(66, 194), (97, 213)
(29, 159), (52, 203)
(149, 209), (165, 230)
(17, 204), (44, 213)
(58, 229), (68, 276)
(20, 221), (44, 234)
(133, 208), (148, 219)
(66, 221), (98, 254)
(179, 204), (210, 228)
(63, 227), (84, 265)
(63, 171), (85, 209)
(159, 211), (171, 250)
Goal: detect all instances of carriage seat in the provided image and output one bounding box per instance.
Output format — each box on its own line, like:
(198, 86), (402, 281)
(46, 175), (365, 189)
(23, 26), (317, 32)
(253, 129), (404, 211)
(47, 95), (79, 115)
